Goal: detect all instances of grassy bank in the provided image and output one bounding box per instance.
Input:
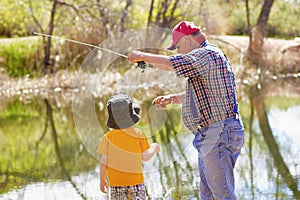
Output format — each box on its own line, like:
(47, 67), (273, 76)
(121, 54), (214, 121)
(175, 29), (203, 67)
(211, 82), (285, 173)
(0, 36), (42, 77)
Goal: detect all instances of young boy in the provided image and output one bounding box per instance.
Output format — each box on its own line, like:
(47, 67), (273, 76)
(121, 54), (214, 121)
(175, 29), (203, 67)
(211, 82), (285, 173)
(97, 93), (160, 200)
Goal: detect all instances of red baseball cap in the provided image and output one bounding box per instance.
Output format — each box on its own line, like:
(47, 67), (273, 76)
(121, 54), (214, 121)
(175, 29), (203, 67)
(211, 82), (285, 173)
(166, 21), (201, 50)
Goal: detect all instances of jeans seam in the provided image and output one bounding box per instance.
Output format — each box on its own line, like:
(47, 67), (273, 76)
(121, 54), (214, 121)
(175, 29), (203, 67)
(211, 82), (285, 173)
(218, 143), (231, 199)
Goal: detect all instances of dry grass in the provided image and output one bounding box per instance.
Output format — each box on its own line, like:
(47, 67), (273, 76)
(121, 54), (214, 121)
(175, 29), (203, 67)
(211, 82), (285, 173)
(210, 35), (300, 73)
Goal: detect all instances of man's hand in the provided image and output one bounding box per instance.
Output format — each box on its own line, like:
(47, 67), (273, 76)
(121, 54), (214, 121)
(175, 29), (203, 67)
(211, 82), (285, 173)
(128, 50), (174, 71)
(127, 50), (144, 63)
(152, 95), (173, 110)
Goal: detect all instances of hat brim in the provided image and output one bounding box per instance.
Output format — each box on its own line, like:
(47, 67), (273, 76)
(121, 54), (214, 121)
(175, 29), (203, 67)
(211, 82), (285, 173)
(166, 42), (177, 50)
(166, 32), (184, 50)
(106, 103), (140, 129)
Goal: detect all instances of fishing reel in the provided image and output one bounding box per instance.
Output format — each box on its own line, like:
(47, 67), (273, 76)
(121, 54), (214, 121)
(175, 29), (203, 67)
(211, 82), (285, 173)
(136, 61), (153, 73)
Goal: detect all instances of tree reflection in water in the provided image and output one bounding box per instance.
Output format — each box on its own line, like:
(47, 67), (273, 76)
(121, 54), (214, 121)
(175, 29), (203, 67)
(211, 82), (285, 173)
(247, 78), (300, 199)
(145, 105), (199, 199)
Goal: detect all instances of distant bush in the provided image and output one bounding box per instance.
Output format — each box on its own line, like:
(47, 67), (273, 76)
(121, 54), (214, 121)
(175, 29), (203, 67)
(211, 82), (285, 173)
(226, 0), (300, 38)
(267, 0), (300, 38)
(0, 37), (42, 77)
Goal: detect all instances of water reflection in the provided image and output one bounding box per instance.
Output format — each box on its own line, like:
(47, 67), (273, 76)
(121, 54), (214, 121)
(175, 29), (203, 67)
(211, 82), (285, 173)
(0, 73), (299, 199)
(249, 84), (299, 199)
(0, 96), (98, 199)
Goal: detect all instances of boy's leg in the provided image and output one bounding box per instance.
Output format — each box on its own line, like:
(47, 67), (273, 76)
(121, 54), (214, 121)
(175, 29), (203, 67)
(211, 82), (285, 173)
(127, 183), (146, 200)
(110, 184), (146, 200)
(110, 186), (127, 200)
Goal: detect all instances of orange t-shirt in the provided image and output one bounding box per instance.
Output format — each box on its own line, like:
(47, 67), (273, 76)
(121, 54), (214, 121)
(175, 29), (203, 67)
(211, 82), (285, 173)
(97, 127), (150, 186)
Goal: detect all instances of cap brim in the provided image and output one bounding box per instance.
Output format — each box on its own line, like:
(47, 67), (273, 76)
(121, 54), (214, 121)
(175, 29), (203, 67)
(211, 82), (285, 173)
(166, 44), (176, 50)
(166, 32), (183, 50)
(166, 41), (177, 50)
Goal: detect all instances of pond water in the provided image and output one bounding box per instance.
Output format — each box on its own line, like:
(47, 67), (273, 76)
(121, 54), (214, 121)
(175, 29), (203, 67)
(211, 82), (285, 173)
(0, 68), (299, 200)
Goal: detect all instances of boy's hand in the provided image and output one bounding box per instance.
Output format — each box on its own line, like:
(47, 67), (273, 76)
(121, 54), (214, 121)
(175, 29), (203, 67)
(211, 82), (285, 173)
(100, 180), (108, 193)
(151, 143), (160, 153)
(142, 143), (160, 161)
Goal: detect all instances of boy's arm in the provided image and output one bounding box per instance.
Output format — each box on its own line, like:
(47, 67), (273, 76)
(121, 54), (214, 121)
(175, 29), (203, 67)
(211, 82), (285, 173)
(100, 155), (108, 193)
(142, 143), (160, 161)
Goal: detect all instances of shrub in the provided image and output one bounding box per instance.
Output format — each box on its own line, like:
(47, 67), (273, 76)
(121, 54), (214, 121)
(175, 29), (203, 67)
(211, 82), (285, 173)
(0, 37), (42, 77)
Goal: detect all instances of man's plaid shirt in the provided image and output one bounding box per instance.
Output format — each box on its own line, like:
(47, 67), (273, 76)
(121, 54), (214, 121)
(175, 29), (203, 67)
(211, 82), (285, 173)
(170, 41), (239, 133)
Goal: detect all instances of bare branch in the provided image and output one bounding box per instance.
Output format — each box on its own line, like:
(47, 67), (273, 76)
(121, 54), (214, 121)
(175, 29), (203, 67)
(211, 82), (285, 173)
(245, 0), (252, 45)
(27, 0), (44, 33)
(120, 0), (132, 32)
(56, 0), (81, 17)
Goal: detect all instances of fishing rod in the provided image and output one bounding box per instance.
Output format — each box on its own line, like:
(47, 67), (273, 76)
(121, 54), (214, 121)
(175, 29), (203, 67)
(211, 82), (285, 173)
(33, 32), (152, 72)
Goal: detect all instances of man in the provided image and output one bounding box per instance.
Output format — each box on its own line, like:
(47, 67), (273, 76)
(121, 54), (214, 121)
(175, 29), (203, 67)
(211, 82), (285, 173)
(127, 21), (244, 200)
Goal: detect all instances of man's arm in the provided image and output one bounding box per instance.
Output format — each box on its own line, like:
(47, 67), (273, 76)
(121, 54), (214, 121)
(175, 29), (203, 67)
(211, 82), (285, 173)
(170, 92), (185, 104)
(127, 50), (174, 71)
(152, 92), (185, 110)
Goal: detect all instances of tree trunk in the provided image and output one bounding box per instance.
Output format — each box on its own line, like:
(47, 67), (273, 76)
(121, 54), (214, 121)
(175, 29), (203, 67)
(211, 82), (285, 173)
(146, 0), (179, 49)
(147, 0), (155, 27)
(247, 0), (275, 65)
(43, 0), (58, 74)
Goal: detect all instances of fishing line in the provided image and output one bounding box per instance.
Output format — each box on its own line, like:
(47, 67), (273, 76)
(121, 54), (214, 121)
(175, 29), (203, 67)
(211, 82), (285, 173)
(33, 32), (128, 58)
(34, 32), (152, 72)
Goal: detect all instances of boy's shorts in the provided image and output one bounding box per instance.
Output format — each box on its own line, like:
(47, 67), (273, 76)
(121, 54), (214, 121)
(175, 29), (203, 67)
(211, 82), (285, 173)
(110, 183), (146, 200)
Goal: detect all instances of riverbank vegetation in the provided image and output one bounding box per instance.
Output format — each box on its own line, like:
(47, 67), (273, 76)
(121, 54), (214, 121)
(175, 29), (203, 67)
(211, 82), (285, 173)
(0, 0), (299, 77)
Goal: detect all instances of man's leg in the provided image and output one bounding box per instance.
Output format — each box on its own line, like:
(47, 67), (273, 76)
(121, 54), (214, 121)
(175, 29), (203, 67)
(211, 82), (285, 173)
(197, 156), (214, 200)
(193, 119), (243, 200)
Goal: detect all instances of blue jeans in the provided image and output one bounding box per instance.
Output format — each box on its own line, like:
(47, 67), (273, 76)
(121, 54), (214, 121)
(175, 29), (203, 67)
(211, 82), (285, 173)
(192, 116), (244, 200)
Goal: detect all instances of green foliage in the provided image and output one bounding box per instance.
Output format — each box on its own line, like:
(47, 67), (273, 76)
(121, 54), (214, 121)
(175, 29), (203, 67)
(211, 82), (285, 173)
(0, 99), (39, 119)
(194, 0), (300, 37)
(0, 37), (42, 77)
(268, 0), (300, 38)
(0, 0), (299, 38)
(0, 0), (299, 78)
(265, 96), (300, 110)
(0, 0), (28, 37)
(0, 0), (50, 37)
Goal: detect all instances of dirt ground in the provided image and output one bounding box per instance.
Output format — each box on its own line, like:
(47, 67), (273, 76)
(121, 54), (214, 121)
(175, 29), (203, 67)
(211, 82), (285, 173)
(210, 35), (300, 73)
